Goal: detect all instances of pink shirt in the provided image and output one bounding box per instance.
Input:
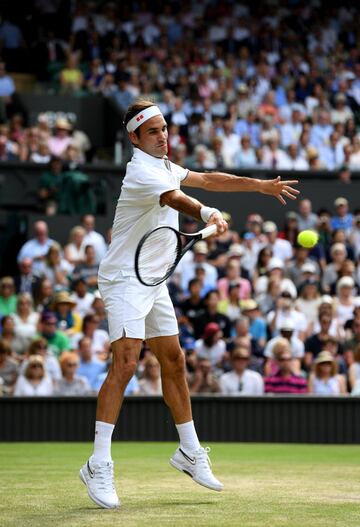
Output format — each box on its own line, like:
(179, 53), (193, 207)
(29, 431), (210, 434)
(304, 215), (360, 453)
(217, 277), (252, 301)
(48, 136), (71, 157)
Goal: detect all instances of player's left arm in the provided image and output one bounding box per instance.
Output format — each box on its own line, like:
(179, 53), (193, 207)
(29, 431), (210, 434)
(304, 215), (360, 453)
(182, 171), (300, 206)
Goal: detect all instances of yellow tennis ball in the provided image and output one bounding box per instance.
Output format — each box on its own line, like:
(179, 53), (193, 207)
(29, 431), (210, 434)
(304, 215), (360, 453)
(297, 230), (318, 248)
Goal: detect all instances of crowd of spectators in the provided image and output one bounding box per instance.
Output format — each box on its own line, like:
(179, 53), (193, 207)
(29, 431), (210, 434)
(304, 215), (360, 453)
(2, 3), (360, 170)
(2, 196), (360, 398)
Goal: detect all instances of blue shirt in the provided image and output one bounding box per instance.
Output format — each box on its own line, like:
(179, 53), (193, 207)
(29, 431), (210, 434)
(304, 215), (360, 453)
(331, 214), (353, 234)
(17, 238), (55, 273)
(77, 359), (106, 389)
(0, 75), (15, 96)
(249, 318), (267, 342)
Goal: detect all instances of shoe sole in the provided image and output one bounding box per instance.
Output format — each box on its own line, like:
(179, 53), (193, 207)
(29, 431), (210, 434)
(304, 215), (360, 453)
(79, 468), (120, 509)
(169, 458), (223, 492)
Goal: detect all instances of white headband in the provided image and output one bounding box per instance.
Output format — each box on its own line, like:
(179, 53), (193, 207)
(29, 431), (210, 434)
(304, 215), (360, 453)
(126, 106), (163, 132)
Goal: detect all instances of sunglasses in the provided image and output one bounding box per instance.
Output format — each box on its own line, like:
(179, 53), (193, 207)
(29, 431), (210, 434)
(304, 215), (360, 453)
(65, 363), (78, 367)
(30, 363), (43, 368)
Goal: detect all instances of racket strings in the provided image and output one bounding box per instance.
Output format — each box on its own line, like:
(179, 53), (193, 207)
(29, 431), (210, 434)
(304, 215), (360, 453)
(137, 228), (180, 285)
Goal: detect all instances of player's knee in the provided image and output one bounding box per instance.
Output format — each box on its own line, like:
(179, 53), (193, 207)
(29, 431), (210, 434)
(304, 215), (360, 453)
(162, 349), (186, 377)
(109, 356), (138, 385)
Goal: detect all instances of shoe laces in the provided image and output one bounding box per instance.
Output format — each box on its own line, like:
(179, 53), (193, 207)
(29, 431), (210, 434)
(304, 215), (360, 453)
(195, 447), (212, 471)
(93, 462), (116, 494)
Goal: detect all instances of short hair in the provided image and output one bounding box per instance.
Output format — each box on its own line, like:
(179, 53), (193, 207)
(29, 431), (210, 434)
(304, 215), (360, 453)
(123, 99), (158, 137)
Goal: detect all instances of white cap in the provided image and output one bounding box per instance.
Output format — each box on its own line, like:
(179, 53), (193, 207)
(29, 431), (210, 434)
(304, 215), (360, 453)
(301, 262), (317, 274)
(337, 276), (354, 289)
(268, 257), (284, 271)
(228, 243), (244, 257)
(263, 221), (277, 233)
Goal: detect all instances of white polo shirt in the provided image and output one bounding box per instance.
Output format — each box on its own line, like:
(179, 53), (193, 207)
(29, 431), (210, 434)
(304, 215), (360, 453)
(99, 148), (188, 281)
(219, 369), (264, 395)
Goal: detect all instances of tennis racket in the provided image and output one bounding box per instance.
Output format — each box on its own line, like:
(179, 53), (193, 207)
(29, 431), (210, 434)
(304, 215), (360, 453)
(135, 223), (217, 286)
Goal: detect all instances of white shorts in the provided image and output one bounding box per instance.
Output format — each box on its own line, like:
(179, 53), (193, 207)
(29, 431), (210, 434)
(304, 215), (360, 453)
(98, 276), (179, 342)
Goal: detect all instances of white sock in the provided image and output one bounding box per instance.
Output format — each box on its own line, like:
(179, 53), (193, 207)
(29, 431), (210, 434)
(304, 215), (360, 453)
(176, 420), (201, 454)
(92, 421), (115, 463)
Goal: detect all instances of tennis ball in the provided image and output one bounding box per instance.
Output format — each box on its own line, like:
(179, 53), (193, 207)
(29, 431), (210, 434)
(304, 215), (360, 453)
(297, 230), (318, 248)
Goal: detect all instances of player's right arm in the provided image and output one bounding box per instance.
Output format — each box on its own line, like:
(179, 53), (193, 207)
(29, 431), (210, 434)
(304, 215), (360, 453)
(160, 189), (228, 234)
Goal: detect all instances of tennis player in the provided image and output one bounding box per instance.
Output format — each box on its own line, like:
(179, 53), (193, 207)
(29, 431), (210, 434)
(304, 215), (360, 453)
(80, 100), (299, 508)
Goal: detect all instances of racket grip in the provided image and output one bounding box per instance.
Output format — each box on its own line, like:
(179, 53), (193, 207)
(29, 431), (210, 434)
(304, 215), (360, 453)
(200, 224), (218, 239)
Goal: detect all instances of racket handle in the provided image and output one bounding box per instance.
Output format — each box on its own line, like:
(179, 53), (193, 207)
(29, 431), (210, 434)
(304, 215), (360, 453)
(200, 224), (217, 239)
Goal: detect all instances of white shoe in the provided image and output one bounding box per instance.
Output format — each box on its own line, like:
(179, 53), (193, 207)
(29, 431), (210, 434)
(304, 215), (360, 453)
(170, 446), (224, 492)
(79, 458), (120, 509)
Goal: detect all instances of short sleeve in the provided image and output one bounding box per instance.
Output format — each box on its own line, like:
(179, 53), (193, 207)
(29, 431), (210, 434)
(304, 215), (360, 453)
(134, 166), (179, 202)
(169, 160), (189, 182)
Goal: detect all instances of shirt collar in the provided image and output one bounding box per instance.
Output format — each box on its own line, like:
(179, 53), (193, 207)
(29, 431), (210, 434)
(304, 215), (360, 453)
(132, 147), (167, 168)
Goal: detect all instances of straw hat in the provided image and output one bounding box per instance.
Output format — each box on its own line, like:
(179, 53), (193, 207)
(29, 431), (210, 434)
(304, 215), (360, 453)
(53, 291), (77, 308)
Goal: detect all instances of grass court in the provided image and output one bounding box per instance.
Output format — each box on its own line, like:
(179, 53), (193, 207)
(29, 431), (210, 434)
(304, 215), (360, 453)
(1, 442), (359, 527)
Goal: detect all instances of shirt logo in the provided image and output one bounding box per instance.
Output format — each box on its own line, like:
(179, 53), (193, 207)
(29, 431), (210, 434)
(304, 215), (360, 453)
(87, 461), (95, 478)
(179, 448), (196, 465)
(136, 114), (144, 122)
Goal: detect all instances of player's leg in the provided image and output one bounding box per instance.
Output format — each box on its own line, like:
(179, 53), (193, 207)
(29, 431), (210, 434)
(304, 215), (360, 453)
(80, 336), (142, 509)
(147, 333), (223, 492)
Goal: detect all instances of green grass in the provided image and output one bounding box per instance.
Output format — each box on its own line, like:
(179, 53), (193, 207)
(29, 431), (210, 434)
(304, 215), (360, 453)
(0, 442), (359, 527)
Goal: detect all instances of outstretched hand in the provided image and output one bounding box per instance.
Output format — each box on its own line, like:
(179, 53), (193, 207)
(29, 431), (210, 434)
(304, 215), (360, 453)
(207, 211), (228, 235)
(260, 176), (300, 205)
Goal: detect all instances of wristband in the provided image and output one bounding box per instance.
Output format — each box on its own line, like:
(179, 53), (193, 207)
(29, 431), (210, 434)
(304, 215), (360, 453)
(200, 206), (221, 223)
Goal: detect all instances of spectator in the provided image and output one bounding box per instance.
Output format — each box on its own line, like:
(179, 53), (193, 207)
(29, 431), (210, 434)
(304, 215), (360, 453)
(20, 337), (61, 381)
(267, 291), (307, 341)
(308, 351), (347, 395)
(71, 278), (95, 318)
(255, 257), (297, 300)
(64, 226), (86, 265)
(51, 291), (82, 336)
(38, 156), (64, 213)
(189, 357), (220, 394)
(348, 343), (360, 393)
(193, 290), (232, 339)
(264, 320), (305, 375)
(37, 312), (70, 358)
(319, 132), (345, 170)
(217, 258), (251, 301)
(240, 299), (267, 351)
(322, 243), (347, 294)
(217, 282), (242, 322)
(13, 354), (54, 396)
(37, 242), (72, 289)
(81, 214), (107, 264)
(0, 315), (27, 357)
(180, 241), (218, 293)
(48, 118), (73, 158)
(76, 336), (106, 389)
(14, 257), (39, 295)
(220, 347), (264, 395)
(72, 245), (99, 291)
(262, 221), (293, 263)
(138, 355), (162, 395)
(55, 351), (91, 396)
(180, 278), (206, 326)
(194, 322), (227, 371)
(90, 291), (108, 332)
(0, 276), (17, 316)
(0, 339), (18, 394)
(296, 199), (318, 232)
(17, 221), (55, 274)
(59, 54), (84, 94)
(264, 341), (308, 394)
(331, 197), (353, 235)
(11, 293), (39, 343)
(294, 279), (322, 330)
(33, 277), (54, 313)
(71, 314), (110, 361)
(286, 247), (320, 289)
(334, 276), (358, 326)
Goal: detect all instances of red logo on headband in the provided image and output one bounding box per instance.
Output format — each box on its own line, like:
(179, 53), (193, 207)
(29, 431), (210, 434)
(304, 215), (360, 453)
(136, 114), (144, 122)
